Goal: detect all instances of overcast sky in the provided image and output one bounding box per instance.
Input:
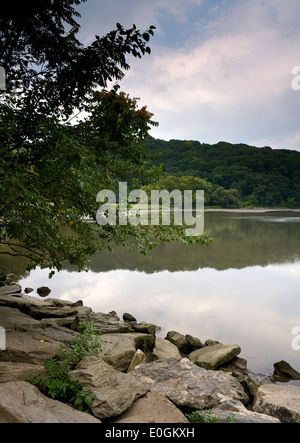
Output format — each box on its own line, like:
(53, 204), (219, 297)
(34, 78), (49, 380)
(76, 0), (300, 151)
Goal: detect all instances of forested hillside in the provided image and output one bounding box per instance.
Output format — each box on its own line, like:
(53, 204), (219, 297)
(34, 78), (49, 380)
(143, 139), (300, 208)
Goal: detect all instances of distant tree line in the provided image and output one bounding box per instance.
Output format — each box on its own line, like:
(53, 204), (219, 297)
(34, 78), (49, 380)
(143, 139), (300, 208)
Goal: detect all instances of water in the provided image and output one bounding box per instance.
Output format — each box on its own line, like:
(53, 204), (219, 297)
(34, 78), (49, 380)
(18, 209), (300, 376)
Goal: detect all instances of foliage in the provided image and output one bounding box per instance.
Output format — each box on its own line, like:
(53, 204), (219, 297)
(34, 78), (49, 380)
(142, 175), (240, 208)
(186, 408), (237, 423)
(27, 321), (102, 412)
(144, 139), (300, 208)
(0, 1), (210, 273)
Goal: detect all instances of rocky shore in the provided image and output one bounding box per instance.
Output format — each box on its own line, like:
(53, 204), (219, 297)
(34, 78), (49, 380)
(0, 275), (300, 424)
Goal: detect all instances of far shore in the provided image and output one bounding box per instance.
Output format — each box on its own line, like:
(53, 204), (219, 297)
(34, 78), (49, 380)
(205, 207), (300, 212)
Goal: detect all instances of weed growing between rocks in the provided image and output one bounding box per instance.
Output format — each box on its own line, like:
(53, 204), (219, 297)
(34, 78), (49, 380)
(186, 408), (237, 423)
(27, 321), (103, 413)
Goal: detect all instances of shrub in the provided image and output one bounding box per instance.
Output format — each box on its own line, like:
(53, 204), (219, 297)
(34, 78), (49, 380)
(27, 321), (103, 413)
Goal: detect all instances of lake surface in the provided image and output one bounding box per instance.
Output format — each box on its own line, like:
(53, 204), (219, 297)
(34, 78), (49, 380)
(18, 209), (300, 376)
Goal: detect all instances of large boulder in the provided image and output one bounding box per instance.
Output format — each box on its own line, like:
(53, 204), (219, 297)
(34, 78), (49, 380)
(0, 285), (22, 296)
(110, 392), (189, 423)
(0, 306), (78, 365)
(0, 362), (45, 383)
(69, 356), (150, 419)
(100, 333), (155, 372)
(165, 331), (194, 354)
(188, 343), (241, 370)
(253, 384), (300, 423)
(273, 360), (300, 381)
(131, 357), (249, 409)
(0, 381), (101, 423)
(153, 338), (181, 360)
(71, 311), (135, 334)
(210, 400), (280, 423)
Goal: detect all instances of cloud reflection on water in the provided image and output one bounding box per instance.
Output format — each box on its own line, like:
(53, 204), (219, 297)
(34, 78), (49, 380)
(20, 261), (300, 375)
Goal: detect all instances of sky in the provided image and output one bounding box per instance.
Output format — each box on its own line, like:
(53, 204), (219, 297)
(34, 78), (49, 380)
(76, 0), (300, 151)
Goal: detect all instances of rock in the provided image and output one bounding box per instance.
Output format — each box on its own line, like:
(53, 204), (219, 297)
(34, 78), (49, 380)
(153, 338), (181, 360)
(0, 284), (22, 297)
(273, 360), (300, 381)
(26, 305), (79, 320)
(36, 286), (51, 298)
(0, 306), (78, 365)
(204, 339), (220, 346)
(110, 392), (190, 423)
(165, 331), (193, 354)
(253, 384), (300, 423)
(127, 349), (146, 373)
(218, 357), (248, 376)
(188, 343), (241, 370)
(0, 381), (101, 423)
(37, 286), (51, 297)
(1, 330), (66, 365)
(131, 321), (157, 336)
(123, 312), (137, 322)
(100, 333), (155, 372)
(0, 362), (45, 383)
(71, 311), (135, 334)
(24, 288), (34, 294)
(69, 356), (150, 419)
(185, 334), (203, 350)
(131, 357), (249, 409)
(211, 400), (280, 423)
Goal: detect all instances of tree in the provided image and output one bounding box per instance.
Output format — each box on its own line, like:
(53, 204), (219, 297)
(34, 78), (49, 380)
(0, 1), (209, 274)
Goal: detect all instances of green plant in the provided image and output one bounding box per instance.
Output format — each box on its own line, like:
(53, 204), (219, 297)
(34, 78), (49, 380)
(27, 321), (103, 412)
(186, 407), (237, 424)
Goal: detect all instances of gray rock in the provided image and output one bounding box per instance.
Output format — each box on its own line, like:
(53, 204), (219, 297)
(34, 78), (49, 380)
(131, 357), (249, 409)
(188, 343), (241, 370)
(253, 384), (300, 423)
(127, 350), (146, 373)
(0, 306), (78, 365)
(0, 362), (45, 383)
(69, 356), (150, 419)
(27, 305), (79, 320)
(100, 332), (154, 372)
(0, 381), (101, 423)
(110, 392), (189, 423)
(0, 284), (22, 297)
(273, 360), (300, 381)
(123, 312), (137, 322)
(37, 286), (51, 297)
(131, 321), (157, 336)
(204, 339), (220, 346)
(211, 400), (280, 423)
(165, 331), (192, 354)
(153, 338), (181, 360)
(71, 311), (135, 334)
(185, 334), (203, 350)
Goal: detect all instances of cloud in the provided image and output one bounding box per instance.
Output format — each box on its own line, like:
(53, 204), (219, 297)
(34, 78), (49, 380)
(75, 0), (300, 149)
(117, 0), (300, 148)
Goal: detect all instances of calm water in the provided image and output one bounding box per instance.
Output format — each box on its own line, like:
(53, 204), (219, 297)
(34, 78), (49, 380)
(18, 210), (300, 375)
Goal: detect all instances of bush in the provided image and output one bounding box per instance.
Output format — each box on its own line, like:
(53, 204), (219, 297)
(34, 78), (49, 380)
(27, 321), (103, 413)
